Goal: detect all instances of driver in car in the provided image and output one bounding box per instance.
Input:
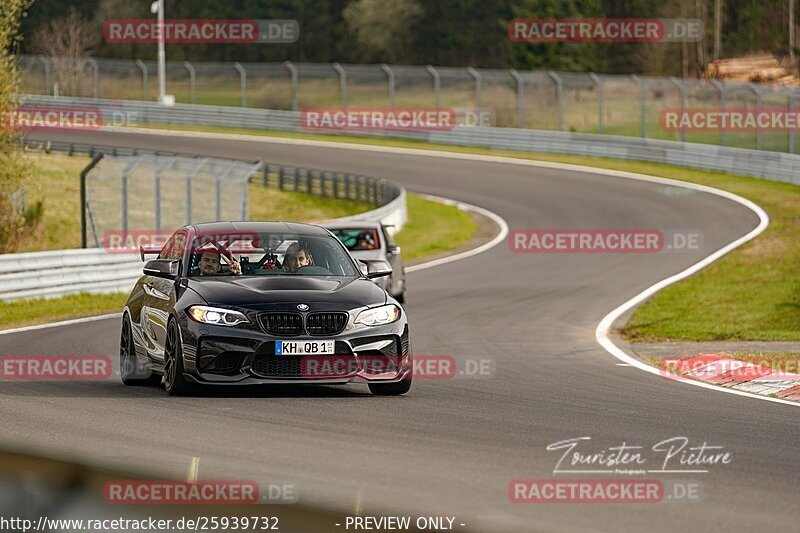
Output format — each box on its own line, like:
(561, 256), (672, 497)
(198, 251), (242, 276)
(283, 243), (311, 273)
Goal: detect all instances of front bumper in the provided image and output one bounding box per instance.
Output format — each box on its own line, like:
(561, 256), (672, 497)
(178, 313), (411, 386)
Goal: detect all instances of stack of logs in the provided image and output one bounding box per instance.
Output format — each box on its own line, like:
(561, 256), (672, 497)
(704, 54), (800, 86)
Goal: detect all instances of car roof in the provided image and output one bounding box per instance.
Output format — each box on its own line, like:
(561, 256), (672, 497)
(188, 221), (332, 237)
(321, 221), (383, 230)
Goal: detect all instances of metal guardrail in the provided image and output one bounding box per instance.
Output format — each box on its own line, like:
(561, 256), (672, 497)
(20, 94), (800, 186)
(3, 136), (407, 302)
(18, 55), (800, 153)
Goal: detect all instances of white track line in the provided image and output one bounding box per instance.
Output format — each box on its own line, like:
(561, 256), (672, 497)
(0, 312), (121, 336)
(34, 128), (798, 406)
(406, 193), (508, 273)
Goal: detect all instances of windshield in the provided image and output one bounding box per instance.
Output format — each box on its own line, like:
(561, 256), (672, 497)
(330, 228), (381, 251)
(187, 232), (359, 278)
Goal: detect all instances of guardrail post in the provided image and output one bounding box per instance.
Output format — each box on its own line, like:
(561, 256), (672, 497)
(589, 73), (604, 134)
(80, 153), (104, 249)
(630, 74), (646, 137)
(234, 62), (247, 107)
(547, 71), (564, 131)
(87, 57), (99, 98)
(381, 64), (396, 109)
(278, 167), (285, 190)
(284, 61), (298, 111)
(306, 171), (314, 194)
(426, 65), (441, 111)
(135, 59), (148, 100)
(38, 55), (51, 96)
(781, 85), (795, 154)
(467, 67), (482, 114)
(710, 79), (726, 146)
(509, 69), (525, 128)
(184, 61), (196, 104)
(670, 77), (686, 142)
(749, 82), (763, 150)
(333, 63), (347, 109)
(295, 169), (303, 192)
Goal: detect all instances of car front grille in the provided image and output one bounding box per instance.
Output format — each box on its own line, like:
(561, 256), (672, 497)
(260, 313), (303, 336)
(251, 355), (303, 377)
(306, 312), (348, 336)
(250, 341), (356, 378)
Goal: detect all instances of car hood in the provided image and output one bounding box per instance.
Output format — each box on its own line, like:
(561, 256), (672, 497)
(188, 275), (387, 309)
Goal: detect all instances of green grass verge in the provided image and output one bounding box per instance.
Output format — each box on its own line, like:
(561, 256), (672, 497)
(394, 194), (476, 261)
(140, 124), (800, 341)
(0, 293), (128, 332)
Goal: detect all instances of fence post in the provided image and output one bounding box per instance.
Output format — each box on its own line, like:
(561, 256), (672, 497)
(87, 57), (99, 98)
(284, 61), (298, 111)
(547, 71), (564, 131)
(467, 67), (482, 113)
(631, 74), (647, 138)
(120, 160), (140, 239)
(234, 62), (247, 107)
(184, 61), (196, 104)
(80, 153), (104, 249)
(381, 64), (396, 109)
(710, 79), (726, 146)
(781, 85), (795, 154)
(509, 69), (525, 128)
(426, 65), (441, 111)
(669, 77), (686, 142)
(333, 63), (347, 109)
(345, 174), (352, 199)
(749, 82), (763, 150)
(38, 55), (51, 96)
(589, 72), (604, 133)
(186, 158), (207, 224)
(135, 59), (148, 100)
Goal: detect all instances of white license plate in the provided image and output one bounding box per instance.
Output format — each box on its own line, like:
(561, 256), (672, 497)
(276, 340), (335, 355)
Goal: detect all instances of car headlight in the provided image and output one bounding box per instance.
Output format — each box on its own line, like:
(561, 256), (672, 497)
(355, 304), (401, 326)
(187, 305), (249, 326)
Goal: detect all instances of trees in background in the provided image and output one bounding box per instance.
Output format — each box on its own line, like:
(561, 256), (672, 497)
(16, 0), (800, 76)
(0, 0), (33, 252)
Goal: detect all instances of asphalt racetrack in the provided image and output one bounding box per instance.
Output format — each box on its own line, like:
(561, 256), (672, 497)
(3, 129), (798, 532)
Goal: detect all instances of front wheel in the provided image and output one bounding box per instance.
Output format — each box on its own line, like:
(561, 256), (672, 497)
(163, 319), (194, 396)
(120, 315), (159, 386)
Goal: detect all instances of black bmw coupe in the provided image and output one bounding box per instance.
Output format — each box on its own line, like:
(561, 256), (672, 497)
(120, 221), (412, 396)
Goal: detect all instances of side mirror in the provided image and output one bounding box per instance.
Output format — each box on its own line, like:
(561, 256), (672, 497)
(361, 259), (393, 279)
(358, 260), (369, 277)
(144, 259), (179, 279)
(387, 245), (401, 255)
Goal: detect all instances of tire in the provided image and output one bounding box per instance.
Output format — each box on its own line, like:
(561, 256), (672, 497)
(394, 288), (406, 304)
(120, 315), (159, 386)
(163, 319), (194, 396)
